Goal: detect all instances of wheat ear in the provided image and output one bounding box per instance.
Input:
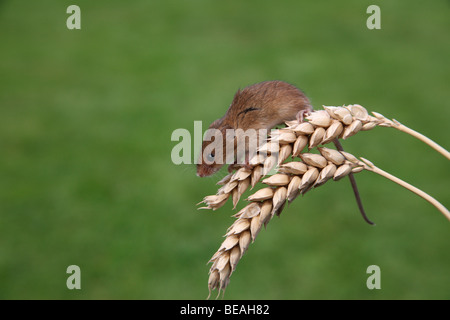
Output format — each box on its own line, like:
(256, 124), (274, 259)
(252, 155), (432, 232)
(199, 104), (449, 298)
(207, 148), (366, 298)
(199, 105), (450, 212)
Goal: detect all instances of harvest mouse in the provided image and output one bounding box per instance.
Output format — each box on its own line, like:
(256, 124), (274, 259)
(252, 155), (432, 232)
(197, 80), (373, 224)
(197, 80), (312, 177)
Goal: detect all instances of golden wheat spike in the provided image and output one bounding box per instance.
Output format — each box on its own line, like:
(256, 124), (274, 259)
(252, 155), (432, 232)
(199, 104), (449, 298)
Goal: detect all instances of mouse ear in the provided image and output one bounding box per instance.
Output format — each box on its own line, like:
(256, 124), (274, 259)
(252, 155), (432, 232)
(209, 118), (223, 129)
(231, 88), (242, 106)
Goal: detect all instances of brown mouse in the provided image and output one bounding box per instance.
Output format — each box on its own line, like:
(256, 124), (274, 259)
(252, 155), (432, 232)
(197, 80), (373, 224)
(197, 80), (312, 177)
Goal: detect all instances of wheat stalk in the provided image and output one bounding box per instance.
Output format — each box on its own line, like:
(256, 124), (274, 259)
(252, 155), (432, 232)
(357, 157), (450, 220)
(370, 112), (450, 160)
(199, 104), (450, 298)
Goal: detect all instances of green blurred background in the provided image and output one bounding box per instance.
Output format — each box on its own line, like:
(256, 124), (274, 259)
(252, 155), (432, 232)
(0, 0), (449, 299)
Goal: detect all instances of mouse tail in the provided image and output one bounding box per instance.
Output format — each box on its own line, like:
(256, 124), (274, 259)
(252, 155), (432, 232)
(333, 138), (375, 225)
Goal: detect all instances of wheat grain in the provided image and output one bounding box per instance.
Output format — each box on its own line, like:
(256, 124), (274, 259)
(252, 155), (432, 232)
(246, 187), (274, 201)
(322, 120), (344, 144)
(261, 173), (291, 186)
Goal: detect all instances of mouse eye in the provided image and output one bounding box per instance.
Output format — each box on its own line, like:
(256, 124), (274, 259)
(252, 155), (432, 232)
(206, 152), (215, 162)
